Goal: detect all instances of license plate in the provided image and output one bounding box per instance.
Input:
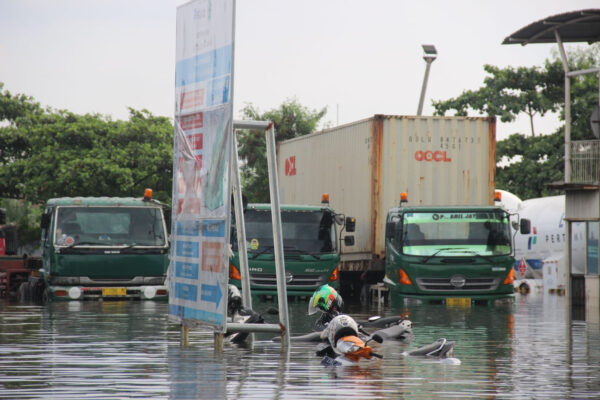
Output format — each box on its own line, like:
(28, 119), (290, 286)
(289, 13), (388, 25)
(102, 287), (127, 297)
(446, 297), (471, 307)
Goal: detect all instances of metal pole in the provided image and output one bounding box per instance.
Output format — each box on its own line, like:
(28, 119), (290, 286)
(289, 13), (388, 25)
(233, 120), (271, 131)
(566, 222), (572, 318)
(181, 325), (189, 347)
(417, 60), (433, 116)
(265, 124), (291, 346)
(214, 332), (224, 352)
(555, 29), (571, 183)
(231, 132), (252, 310)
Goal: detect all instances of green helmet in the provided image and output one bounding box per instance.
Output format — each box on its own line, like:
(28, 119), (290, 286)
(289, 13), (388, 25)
(308, 284), (343, 315)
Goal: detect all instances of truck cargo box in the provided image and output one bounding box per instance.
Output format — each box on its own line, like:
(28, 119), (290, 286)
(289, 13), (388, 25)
(277, 115), (496, 271)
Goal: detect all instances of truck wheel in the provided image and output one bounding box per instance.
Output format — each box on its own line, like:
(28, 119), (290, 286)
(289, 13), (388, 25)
(18, 282), (31, 302)
(360, 283), (368, 305)
(41, 288), (50, 304)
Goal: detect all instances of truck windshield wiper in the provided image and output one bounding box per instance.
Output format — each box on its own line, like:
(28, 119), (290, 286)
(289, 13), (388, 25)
(248, 245), (275, 258)
(64, 241), (103, 248)
(421, 248), (462, 264)
(248, 245), (319, 259)
(454, 250), (494, 263)
(422, 248), (494, 264)
(283, 245), (319, 259)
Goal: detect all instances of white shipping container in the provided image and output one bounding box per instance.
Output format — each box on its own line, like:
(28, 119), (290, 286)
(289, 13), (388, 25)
(277, 115), (496, 271)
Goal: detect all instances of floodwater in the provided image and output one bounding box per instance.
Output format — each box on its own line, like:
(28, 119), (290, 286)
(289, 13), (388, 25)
(1, 292), (600, 400)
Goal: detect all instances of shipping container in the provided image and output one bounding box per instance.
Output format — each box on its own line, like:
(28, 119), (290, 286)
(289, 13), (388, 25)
(277, 115), (496, 272)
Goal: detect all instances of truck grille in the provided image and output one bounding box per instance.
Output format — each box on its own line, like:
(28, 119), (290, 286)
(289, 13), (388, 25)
(250, 273), (324, 287)
(416, 277), (500, 292)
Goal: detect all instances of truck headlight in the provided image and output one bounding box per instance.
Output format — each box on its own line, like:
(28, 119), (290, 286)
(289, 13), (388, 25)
(68, 287), (82, 300)
(143, 286), (157, 299)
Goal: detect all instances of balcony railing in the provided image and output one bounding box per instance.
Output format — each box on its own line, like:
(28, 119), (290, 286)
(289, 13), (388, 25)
(569, 140), (600, 184)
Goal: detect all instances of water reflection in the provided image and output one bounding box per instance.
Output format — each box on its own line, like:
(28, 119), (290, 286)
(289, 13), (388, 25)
(0, 294), (599, 399)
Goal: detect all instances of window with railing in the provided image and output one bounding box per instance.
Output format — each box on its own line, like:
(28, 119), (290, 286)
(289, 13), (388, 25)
(569, 140), (600, 184)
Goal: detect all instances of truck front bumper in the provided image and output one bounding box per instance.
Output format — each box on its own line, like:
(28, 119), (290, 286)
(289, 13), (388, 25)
(388, 291), (515, 306)
(47, 285), (168, 301)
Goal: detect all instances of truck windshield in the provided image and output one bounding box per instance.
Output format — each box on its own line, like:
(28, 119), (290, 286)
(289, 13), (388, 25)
(398, 210), (511, 256)
(233, 210), (336, 255)
(54, 206), (166, 247)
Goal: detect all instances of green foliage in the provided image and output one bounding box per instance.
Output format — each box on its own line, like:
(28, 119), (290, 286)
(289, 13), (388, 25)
(0, 199), (43, 249)
(433, 62), (563, 136)
(564, 45), (600, 141)
(0, 83), (174, 247)
(0, 84), (174, 204)
(433, 45), (600, 200)
(496, 133), (564, 199)
(237, 98), (327, 202)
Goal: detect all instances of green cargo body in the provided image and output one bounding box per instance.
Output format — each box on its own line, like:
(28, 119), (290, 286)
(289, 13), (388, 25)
(229, 203), (346, 297)
(384, 205), (515, 305)
(37, 196), (170, 301)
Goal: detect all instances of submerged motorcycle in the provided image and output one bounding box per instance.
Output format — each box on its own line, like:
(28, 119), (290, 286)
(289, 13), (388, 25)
(317, 314), (384, 366)
(225, 285), (264, 344)
(273, 313), (413, 343)
(403, 337), (461, 365)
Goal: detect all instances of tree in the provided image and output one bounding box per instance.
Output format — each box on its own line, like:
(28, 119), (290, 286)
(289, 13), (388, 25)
(496, 133), (564, 199)
(432, 62), (563, 137)
(0, 198), (43, 251)
(0, 84), (174, 204)
(0, 83), (174, 247)
(432, 45), (600, 200)
(237, 98), (327, 202)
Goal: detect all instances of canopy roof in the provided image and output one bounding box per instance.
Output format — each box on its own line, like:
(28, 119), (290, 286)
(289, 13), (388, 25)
(503, 9), (600, 45)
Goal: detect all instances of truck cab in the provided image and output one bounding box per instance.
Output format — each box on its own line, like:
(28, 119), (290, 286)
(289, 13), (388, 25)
(384, 204), (515, 304)
(25, 190), (170, 301)
(229, 199), (355, 297)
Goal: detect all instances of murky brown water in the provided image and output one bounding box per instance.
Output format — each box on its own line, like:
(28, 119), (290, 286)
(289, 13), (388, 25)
(1, 292), (599, 399)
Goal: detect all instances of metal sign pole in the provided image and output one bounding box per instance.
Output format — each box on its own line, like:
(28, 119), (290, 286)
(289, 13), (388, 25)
(218, 120), (284, 343)
(554, 29), (571, 184)
(231, 131), (252, 310)
(265, 123), (291, 345)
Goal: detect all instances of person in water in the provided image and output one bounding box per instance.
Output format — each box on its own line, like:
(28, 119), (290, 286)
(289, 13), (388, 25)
(308, 284), (344, 331)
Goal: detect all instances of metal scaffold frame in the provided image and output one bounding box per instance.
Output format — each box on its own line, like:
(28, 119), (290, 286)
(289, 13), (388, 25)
(218, 120), (291, 348)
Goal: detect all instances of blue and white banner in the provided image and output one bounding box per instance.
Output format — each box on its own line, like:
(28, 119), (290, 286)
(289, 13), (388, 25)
(169, 0), (234, 331)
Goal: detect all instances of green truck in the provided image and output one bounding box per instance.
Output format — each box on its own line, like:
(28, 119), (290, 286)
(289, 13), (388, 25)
(383, 202), (515, 305)
(21, 191), (170, 301)
(229, 200), (355, 297)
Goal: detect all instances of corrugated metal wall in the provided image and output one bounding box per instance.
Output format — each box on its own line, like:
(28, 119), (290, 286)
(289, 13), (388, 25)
(277, 118), (374, 257)
(277, 115), (496, 262)
(376, 115), (495, 257)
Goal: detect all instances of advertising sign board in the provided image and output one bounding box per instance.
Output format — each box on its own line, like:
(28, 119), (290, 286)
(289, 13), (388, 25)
(169, 0), (235, 331)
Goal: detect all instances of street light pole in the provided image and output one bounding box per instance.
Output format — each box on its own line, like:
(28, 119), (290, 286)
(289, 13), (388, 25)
(417, 44), (437, 116)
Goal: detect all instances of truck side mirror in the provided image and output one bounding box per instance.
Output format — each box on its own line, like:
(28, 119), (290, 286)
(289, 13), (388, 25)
(345, 217), (356, 232)
(41, 213), (51, 230)
(520, 218), (531, 235)
(344, 235), (355, 246)
(385, 222), (396, 239)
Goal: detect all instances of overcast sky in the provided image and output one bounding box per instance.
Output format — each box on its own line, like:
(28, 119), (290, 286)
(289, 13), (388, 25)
(1, 0), (599, 140)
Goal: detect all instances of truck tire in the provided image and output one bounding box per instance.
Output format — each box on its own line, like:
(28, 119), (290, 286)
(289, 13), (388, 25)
(41, 288), (50, 304)
(18, 282), (31, 302)
(30, 279), (46, 304)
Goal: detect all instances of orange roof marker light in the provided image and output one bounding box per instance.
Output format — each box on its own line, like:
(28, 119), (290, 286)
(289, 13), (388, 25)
(321, 193), (330, 204)
(144, 188), (153, 201)
(494, 191), (502, 202)
(400, 192), (408, 204)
